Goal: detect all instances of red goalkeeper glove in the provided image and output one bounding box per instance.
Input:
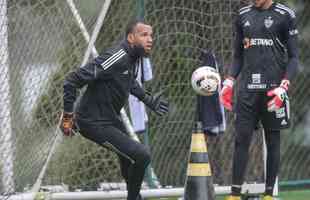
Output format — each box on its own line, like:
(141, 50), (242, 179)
(267, 80), (289, 112)
(59, 112), (75, 136)
(220, 77), (234, 111)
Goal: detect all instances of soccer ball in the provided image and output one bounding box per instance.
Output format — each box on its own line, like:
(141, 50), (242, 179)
(191, 66), (221, 96)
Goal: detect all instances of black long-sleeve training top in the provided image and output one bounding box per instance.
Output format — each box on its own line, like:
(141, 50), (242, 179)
(63, 40), (147, 124)
(229, 3), (299, 91)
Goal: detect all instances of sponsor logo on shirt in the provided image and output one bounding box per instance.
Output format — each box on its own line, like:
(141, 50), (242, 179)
(252, 74), (261, 84)
(243, 38), (274, 48)
(247, 84), (267, 89)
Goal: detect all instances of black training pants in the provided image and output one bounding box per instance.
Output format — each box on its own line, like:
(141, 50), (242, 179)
(232, 128), (280, 195)
(231, 91), (283, 196)
(76, 119), (151, 200)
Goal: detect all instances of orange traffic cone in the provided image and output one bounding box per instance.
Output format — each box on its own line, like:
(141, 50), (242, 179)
(184, 121), (215, 200)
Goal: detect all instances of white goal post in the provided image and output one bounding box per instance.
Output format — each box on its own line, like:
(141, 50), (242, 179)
(0, 0), (15, 194)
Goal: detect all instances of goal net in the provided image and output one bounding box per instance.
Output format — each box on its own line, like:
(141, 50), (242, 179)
(1, 0), (310, 198)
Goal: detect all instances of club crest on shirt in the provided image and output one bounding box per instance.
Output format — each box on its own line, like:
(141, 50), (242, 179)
(264, 16), (273, 28)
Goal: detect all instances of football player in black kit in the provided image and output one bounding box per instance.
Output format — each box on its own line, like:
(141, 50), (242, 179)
(59, 19), (169, 200)
(220, 0), (299, 200)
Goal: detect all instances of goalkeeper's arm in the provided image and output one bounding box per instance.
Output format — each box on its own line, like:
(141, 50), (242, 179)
(62, 63), (98, 136)
(229, 15), (244, 79)
(63, 63), (97, 113)
(219, 16), (243, 111)
(266, 14), (299, 112)
(63, 52), (125, 113)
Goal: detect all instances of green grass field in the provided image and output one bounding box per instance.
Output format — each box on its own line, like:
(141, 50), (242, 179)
(149, 189), (310, 200)
(216, 190), (310, 200)
(278, 190), (310, 200)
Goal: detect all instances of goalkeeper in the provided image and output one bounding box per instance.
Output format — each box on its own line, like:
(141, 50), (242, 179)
(220, 1), (299, 200)
(60, 19), (169, 200)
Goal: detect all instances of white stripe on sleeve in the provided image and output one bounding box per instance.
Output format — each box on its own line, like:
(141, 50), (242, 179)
(101, 49), (126, 70)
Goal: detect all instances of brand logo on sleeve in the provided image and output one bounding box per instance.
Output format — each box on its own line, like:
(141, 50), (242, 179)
(244, 20), (251, 27)
(281, 119), (288, 125)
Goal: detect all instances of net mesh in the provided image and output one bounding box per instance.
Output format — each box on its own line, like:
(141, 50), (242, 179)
(0, 0), (310, 196)
(144, 0), (265, 187)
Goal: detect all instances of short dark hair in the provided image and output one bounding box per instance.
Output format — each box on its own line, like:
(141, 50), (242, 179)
(125, 18), (147, 37)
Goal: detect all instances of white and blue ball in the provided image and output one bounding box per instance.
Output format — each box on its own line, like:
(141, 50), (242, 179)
(191, 66), (221, 96)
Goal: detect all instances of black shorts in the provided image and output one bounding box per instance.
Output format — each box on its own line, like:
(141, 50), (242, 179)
(235, 90), (290, 131)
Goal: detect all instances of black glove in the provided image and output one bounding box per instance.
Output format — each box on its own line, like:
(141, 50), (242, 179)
(143, 91), (169, 116)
